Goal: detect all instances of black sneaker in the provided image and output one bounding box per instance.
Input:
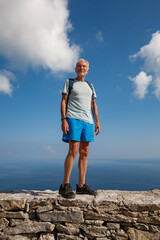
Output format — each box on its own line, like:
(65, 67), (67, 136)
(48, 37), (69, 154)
(59, 183), (75, 199)
(76, 184), (97, 196)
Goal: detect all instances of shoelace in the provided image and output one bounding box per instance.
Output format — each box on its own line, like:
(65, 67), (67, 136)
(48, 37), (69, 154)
(83, 184), (92, 192)
(65, 184), (72, 192)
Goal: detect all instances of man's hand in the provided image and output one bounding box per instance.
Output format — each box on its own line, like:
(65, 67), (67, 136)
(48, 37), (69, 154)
(61, 119), (69, 135)
(95, 121), (101, 136)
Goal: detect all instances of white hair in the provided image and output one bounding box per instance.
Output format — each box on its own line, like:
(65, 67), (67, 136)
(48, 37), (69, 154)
(76, 59), (89, 69)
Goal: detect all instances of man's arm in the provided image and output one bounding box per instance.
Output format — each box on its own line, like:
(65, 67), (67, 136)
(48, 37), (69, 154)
(91, 101), (101, 135)
(61, 93), (69, 135)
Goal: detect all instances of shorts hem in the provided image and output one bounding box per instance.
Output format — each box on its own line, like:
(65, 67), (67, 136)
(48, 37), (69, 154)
(62, 138), (94, 143)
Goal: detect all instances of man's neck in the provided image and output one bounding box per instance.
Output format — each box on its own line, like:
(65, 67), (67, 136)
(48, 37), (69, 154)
(75, 76), (85, 82)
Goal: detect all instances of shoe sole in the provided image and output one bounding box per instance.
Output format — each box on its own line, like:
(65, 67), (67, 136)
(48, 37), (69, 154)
(76, 191), (97, 196)
(59, 192), (75, 199)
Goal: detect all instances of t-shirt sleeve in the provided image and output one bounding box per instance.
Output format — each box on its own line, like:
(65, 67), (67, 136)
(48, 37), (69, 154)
(62, 79), (69, 95)
(91, 83), (97, 100)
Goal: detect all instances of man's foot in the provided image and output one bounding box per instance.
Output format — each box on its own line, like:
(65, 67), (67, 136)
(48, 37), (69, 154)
(76, 184), (97, 196)
(59, 183), (75, 199)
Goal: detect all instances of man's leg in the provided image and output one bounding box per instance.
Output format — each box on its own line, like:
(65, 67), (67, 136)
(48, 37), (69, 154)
(77, 141), (97, 196)
(62, 140), (79, 186)
(78, 141), (89, 187)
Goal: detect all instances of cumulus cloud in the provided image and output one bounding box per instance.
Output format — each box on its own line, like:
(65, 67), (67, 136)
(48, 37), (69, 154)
(129, 71), (152, 99)
(0, 70), (16, 96)
(95, 31), (104, 42)
(130, 31), (160, 99)
(0, 0), (80, 72)
(44, 145), (55, 154)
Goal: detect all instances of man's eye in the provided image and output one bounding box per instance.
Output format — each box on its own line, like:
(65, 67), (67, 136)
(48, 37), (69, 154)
(77, 65), (87, 69)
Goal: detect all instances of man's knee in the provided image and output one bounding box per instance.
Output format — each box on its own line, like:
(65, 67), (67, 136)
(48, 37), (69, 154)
(69, 149), (78, 159)
(79, 147), (89, 158)
(68, 142), (79, 159)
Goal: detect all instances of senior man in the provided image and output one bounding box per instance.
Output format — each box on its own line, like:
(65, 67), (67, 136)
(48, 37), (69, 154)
(59, 59), (101, 198)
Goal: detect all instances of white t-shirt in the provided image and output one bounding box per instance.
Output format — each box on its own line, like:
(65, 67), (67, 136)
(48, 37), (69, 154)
(62, 79), (97, 124)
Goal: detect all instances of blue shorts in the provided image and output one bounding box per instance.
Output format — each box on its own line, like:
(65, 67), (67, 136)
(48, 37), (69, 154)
(62, 117), (94, 143)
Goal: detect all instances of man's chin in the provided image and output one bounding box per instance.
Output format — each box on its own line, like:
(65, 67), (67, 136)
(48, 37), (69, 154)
(78, 73), (85, 78)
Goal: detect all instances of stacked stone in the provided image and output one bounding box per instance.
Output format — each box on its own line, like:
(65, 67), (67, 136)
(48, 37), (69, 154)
(0, 189), (160, 239)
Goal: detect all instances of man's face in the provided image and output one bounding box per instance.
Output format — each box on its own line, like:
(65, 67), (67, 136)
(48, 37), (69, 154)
(75, 60), (89, 78)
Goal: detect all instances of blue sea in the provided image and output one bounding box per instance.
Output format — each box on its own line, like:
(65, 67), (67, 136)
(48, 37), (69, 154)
(0, 159), (160, 191)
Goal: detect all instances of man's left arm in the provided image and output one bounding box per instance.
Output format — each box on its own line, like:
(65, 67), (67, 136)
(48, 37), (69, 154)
(91, 101), (101, 135)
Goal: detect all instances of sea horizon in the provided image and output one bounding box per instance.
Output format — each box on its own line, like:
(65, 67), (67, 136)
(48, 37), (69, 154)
(0, 158), (160, 192)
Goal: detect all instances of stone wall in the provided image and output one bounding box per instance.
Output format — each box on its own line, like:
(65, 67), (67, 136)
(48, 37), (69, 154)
(0, 189), (160, 240)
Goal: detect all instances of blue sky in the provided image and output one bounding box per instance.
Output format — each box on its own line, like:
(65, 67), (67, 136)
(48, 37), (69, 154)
(0, 0), (160, 161)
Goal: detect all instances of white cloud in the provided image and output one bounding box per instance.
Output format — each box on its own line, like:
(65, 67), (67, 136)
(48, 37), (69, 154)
(130, 31), (160, 99)
(0, 70), (16, 96)
(0, 0), (80, 72)
(44, 145), (55, 154)
(154, 76), (160, 99)
(96, 31), (104, 42)
(129, 71), (152, 99)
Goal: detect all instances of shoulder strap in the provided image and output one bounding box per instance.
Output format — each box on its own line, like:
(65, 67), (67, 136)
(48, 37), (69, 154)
(68, 78), (75, 97)
(66, 78), (75, 110)
(85, 81), (95, 99)
(85, 81), (96, 121)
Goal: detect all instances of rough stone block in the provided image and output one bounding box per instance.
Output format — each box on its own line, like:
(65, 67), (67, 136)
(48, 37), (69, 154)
(84, 210), (134, 223)
(65, 223), (80, 229)
(28, 194), (56, 210)
(38, 210), (84, 223)
(0, 193), (28, 210)
(58, 195), (93, 208)
(85, 220), (104, 226)
(56, 223), (80, 235)
(149, 224), (160, 233)
(154, 232), (160, 240)
(80, 224), (108, 238)
(10, 219), (31, 227)
(133, 223), (149, 231)
(0, 210), (28, 219)
(123, 192), (160, 211)
(0, 218), (9, 230)
(96, 238), (109, 240)
(137, 212), (160, 225)
(106, 223), (120, 230)
(115, 229), (128, 239)
(39, 233), (55, 240)
(36, 204), (53, 213)
(4, 222), (55, 234)
(93, 190), (120, 209)
(127, 228), (155, 240)
(57, 233), (83, 240)
(2, 234), (37, 240)
(84, 210), (107, 221)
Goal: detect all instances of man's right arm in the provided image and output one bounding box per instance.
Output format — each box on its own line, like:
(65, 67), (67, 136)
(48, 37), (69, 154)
(61, 93), (69, 135)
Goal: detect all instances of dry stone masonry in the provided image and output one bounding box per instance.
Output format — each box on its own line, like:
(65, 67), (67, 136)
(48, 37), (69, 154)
(0, 189), (160, 239)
